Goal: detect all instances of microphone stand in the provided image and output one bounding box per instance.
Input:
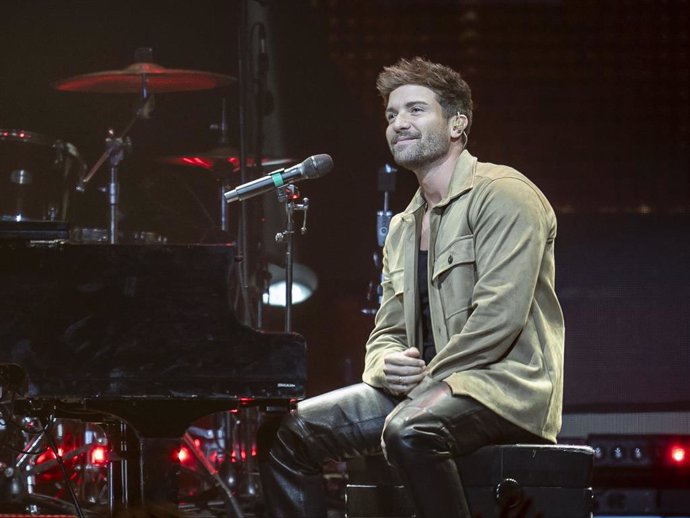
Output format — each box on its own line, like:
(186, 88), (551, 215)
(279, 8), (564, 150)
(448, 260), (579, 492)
(362, 164), (397, 314)
(275, 185), (309, 332)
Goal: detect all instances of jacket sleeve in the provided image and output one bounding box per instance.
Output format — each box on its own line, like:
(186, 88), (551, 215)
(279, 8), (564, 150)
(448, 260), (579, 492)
(437, 176), (552, 370)
(361, 221), (409, 388)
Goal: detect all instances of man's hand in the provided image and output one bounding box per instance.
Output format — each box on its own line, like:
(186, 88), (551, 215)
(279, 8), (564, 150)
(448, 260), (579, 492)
(383, 348), (427, 395)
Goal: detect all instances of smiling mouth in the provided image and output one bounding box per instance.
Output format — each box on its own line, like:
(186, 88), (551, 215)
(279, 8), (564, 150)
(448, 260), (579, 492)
(393, 136), (417, 145)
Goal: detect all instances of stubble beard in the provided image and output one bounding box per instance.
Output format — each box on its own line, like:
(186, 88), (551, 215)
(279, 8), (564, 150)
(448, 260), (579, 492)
(390, 131), (450, 170)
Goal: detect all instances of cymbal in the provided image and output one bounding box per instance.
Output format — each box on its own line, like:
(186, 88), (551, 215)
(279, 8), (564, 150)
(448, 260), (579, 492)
(53, 62), (236, 94)
(160, 146), (294, 174)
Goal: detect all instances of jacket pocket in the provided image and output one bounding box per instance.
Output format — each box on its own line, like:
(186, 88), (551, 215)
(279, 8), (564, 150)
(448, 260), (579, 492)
(431, 234), (475, 320)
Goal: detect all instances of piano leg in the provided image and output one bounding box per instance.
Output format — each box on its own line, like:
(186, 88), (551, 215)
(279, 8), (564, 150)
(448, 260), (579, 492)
(86, 400), (242, 512)
(138, 437), (181, 504)
(106, 421), (130, 513)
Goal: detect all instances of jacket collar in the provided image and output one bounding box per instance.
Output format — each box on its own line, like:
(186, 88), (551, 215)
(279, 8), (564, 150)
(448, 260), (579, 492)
(400, 149), (477, 218)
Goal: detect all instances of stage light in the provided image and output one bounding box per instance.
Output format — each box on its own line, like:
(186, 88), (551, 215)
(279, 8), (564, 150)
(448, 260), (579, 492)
(668, 445), (687, 465)
(176, 446), (192, 464)
(90, 445), (108, 465)
(263, 262), (318, 307)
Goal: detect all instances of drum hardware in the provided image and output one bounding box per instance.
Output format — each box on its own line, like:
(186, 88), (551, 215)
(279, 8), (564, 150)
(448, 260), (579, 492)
(69, 227), (113, 244)
(68, 228), (167, 245)
(55, 48), (236, 244)
(1, 129), (83, 223)
(131, 230), (167, 244)
(160, 93), (292, 235)
(76, 128), (133, 244)
(0, 414), (109, 516)
(159, 145), (293, 236)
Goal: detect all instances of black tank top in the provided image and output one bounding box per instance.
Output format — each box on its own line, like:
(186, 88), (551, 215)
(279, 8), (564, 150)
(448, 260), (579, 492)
(418, 250), (436, 363)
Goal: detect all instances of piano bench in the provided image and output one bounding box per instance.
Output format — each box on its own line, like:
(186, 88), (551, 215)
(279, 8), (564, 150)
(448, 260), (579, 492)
(345, 444), (595, 518)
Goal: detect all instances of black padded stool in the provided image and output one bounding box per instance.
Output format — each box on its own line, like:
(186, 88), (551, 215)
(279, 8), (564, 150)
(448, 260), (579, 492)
(346, 444), (594, 518)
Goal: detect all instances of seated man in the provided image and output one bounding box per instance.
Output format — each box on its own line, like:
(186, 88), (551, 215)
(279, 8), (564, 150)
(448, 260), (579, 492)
(259, 56), (564, 518)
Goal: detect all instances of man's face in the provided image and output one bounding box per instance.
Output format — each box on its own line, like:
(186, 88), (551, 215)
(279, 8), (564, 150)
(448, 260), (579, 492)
(385, 85), (452, 170)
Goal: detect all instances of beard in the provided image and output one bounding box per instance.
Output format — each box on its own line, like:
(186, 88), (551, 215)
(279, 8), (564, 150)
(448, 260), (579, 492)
(389, 128), (451, 170)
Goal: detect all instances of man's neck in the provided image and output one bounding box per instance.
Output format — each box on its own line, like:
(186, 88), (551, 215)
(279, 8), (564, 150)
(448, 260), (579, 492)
(414, 146), (464, 208)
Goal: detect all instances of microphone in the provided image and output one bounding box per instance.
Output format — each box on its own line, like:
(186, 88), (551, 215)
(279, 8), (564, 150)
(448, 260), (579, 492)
(224, 154), (333, 203)
(376, 163), (397, 247)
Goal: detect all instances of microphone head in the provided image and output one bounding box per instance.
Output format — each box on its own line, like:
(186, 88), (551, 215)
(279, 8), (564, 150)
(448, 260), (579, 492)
(303, 154), (333, 179)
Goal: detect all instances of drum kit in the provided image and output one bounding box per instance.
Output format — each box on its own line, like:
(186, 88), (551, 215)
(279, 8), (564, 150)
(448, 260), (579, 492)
(0, 55), (298, 516)
(1, 53), (292, 245)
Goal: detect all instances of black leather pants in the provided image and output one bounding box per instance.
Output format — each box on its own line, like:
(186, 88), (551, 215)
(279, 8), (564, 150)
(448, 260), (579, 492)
(258, 377), (547, 518)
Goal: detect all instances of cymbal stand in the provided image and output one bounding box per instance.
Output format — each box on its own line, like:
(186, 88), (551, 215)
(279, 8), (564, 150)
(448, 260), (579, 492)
(275, 185), (309, 332)
(76, 96), (151, 243)
(76, 49), (154, 244)
(213, 98), (232, 233)
(105, 133), (127, 244)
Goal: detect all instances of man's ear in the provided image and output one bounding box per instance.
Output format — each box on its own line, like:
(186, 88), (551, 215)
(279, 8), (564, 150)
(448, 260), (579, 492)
(451, 113), (468, 138)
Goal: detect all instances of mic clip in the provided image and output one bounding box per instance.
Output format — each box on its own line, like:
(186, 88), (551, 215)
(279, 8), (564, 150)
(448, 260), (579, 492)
(275, 187), (310, 242)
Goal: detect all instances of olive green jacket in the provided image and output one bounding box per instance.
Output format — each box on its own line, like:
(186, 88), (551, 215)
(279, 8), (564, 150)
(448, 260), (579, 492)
(362, 150), (564, 442)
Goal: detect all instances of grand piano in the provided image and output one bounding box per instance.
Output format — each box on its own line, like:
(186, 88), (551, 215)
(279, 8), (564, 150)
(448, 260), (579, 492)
(0, 234), (307, 513)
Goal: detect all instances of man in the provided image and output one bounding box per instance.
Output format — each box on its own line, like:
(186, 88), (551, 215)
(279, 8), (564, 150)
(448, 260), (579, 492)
(259, 57), (564, 518)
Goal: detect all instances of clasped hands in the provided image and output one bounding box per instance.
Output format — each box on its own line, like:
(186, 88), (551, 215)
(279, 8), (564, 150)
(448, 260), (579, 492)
(383, 348), (427, 395)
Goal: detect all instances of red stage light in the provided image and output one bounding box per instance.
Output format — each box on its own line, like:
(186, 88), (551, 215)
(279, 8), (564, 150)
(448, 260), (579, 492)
(669, 445), (687, 465)
(177, 446), (191, 464)
(90, 445), (108, 465)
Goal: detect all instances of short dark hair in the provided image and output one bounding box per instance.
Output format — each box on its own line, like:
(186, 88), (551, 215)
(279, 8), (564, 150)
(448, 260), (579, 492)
(376, 57), (474, 133)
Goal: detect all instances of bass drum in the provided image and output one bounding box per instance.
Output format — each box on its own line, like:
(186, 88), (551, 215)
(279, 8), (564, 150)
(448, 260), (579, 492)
(0, 129), (84, 222)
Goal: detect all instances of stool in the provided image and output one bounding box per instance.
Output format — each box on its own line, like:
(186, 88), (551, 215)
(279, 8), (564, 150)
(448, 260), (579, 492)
(346, 444), (594, 518)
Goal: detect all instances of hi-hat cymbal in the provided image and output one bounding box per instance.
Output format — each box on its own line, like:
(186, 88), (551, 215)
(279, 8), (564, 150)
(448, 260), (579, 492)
(160, 146), (294, 175)
(53, 62), (236, 94)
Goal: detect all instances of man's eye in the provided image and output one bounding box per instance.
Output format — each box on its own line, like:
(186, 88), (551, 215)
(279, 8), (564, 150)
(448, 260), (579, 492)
(411, 106), (423, 113)
(386, 114), (396, 122)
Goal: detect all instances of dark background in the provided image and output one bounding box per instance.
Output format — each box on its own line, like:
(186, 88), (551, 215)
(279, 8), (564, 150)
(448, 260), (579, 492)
(1, 0), (688, 413)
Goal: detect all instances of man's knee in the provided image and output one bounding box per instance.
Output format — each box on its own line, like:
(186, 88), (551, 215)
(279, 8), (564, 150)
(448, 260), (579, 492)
(381, 406), (450, 466)
(257, 409), (319, 472)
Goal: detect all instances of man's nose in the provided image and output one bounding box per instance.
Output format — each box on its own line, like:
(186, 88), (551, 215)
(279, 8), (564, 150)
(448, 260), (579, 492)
(391, 114), (411, 130)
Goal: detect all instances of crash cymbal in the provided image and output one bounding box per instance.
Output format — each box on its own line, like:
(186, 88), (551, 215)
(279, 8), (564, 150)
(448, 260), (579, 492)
(160, 146), (294, 173)
(53, 62), (236, 94)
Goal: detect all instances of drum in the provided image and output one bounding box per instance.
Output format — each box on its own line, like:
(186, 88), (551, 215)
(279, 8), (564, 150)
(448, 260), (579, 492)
(69, 227), (167, 244)
(0, 129), (84, 222)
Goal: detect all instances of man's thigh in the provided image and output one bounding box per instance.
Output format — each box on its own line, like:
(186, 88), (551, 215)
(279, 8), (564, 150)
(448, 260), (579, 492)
(295, 382), (401, 460)
(385, 377), (544, 456)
